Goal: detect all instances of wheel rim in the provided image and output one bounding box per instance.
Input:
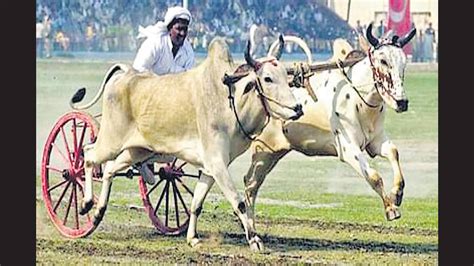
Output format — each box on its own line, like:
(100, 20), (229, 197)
(138, 158), (199, 235)
(41, 112), (102, 238)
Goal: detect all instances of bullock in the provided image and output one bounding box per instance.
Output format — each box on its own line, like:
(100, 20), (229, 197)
(71, 36), (303, 251)
(242, 24), (416, 232)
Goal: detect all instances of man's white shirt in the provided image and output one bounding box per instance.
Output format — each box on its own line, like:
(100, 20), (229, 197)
(133, 33), (195, 75)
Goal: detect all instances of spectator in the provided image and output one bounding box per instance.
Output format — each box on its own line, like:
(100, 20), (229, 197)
(55, 29), (71, 51)
(375, 20), (387, 38)
(423, 22), (436, 63)
(36, 18), (44, 58)
(43, 15), (53, 58)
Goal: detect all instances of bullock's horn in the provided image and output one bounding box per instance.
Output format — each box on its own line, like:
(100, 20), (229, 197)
(366, 23), (379, 47)
(271, 34), (285, 60)
(244, 40), (259, 69)
(397, 27), (417, 48)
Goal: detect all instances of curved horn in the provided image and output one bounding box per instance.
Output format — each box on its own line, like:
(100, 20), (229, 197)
(397, 27), (417, 48)
(267, 35), (313, 64)
(244, 40), (258, 68)
(271, 34), (285, 60)
(366, 23), (379, 47)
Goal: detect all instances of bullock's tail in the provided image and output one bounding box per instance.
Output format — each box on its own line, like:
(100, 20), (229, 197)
(267, 35), (313, 64)
(69, 63), (130, 110)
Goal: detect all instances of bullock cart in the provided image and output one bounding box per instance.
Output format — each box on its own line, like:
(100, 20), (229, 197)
(41, 110), (199, 238)
(40, 56), (363, 240)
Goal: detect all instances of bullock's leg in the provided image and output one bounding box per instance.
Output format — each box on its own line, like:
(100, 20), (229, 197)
(210, 161), (264, 251)
(336, 135), (400, 221)
(80, 143), (98, 215)
(186, 173), (215, 247)
(244, 149), (289, 230)
(92, 148), (153, 225)
(368, 138), (405, 207)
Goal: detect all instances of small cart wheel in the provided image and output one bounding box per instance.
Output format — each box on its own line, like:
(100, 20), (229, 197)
(41, 111), (102, 238)
(138, 158), (199, 235)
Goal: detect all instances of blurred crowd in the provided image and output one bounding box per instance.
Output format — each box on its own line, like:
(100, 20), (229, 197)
(36, 0), (354, 57)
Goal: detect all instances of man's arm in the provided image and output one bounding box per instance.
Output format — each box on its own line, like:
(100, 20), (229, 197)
(133, 38), (160, 72)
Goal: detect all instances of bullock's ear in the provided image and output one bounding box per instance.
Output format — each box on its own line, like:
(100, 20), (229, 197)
(243, 81), (256, 95)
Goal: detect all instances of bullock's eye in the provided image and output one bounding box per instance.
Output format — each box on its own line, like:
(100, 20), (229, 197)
(380, 59), (389, 67)
(264, 77), (273, 83)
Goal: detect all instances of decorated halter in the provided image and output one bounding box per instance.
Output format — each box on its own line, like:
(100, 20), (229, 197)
(367, 44), (397, 102)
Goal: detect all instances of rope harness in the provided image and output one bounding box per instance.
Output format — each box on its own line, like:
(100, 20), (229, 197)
(222, 59), (296, 141)
(334, 46), (398, 109)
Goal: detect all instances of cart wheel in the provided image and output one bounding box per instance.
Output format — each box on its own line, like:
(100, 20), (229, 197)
(138, 158), (200, 235)
(41, 111), (102, 238)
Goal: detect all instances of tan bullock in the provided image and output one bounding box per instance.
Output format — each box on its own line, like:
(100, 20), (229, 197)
(243, 24), (417, 231)
(72, 37), (302, 251)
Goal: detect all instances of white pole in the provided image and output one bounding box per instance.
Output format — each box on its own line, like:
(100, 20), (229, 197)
(183, 0), (188, 9)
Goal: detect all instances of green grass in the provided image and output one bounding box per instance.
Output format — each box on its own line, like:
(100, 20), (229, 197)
(36, 59), (438, 264)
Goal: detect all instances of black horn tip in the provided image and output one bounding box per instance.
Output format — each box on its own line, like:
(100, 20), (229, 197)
(366, 22), (379, 47)
(71, 87), (86, 103)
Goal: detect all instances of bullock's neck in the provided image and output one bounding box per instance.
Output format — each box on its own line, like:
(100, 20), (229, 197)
(349, 58), (384, 108)
(234, 90), (268, 140)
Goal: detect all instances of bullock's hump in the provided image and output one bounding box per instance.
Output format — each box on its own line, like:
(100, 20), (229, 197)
(207, 37), (233, 64)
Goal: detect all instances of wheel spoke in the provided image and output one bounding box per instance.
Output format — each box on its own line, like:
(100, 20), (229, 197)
(170, 158), (178, 168)
(73, 183), (80, 229)
(171, 180), (181, 226)
(72, 119), (78, 159)
(175, 177), (194, 196)
(46, 165), (65, 174)
(146, 178), (165, 197)
(172, 179), (189, 216)
(53, 181), (72, 213)
(47, 179), (68, 193)
(179, 173), (200, 178)
(176, 161), (187, 171)
(165, 180), (170, 227)
(63, 182), (75, 225)
(60, 126), (74, 168)
(153, 181), (169, 216)
(74, 120), (87, 168)
(52, 143), (72, 167)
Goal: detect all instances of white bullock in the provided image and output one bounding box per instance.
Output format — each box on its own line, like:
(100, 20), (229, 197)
(243, 24), (417, 232)
(72, 37), (303, 250)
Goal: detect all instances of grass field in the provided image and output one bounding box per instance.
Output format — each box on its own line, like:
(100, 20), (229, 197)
(36, 58), (438, 264)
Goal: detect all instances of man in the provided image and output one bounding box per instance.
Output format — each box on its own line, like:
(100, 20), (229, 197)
(375, 20), (387, 39)
(36, 18), (44, 58)
(133, 6), (195, 75)
(132, 6), (195, 184)
(423, 22), (436, 63)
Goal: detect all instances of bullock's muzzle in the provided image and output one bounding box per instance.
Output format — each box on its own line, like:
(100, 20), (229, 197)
(290, 104), (304, 120)
(395, 99), (409, 113)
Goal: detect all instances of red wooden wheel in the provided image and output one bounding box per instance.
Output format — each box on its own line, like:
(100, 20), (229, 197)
(41, 111), (102, 238)
(138, 158), (199, 235)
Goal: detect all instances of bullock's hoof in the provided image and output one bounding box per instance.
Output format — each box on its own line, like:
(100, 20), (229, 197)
(385, 206), (401, 221)
(79, 200), (94, 215)
(187, 237), (202, 248)
(249, 236), (264, 252)
(93, 207), (107, 226)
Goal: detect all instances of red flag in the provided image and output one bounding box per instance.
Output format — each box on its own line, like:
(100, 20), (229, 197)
(388, 0), (412, 54)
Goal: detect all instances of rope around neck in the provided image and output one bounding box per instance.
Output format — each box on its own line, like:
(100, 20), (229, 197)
(335, 59), (380, 109)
